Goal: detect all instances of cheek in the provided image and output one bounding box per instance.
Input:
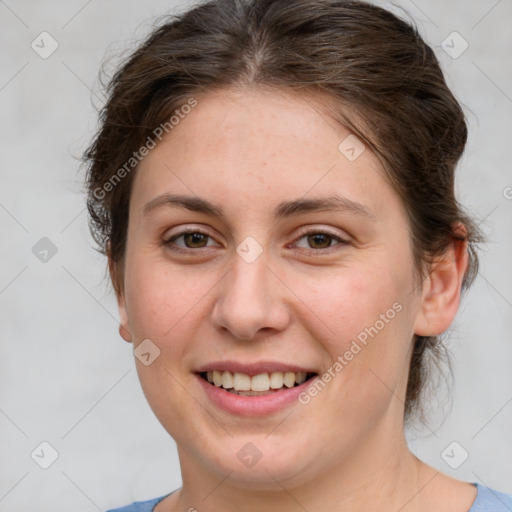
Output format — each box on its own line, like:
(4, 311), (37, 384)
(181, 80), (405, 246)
(123, 250), (208, 343)
(302, 261), (406, 347)
(294, 258), (414, 414)
(122, 255), (215, 435)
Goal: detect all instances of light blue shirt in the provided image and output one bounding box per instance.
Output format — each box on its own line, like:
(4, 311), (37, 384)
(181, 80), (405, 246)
(106, 482), (512, 511)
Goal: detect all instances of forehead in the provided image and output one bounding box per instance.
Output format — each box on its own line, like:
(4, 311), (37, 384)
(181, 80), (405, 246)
(161, 86), (363, 163)
(132, 86), (396, 221)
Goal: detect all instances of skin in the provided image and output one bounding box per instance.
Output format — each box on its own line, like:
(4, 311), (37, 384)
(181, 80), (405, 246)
(112, 86), (476, 512)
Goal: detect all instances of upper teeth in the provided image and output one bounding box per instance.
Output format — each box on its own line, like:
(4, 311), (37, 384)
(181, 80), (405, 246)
(206, 371), (308, 391)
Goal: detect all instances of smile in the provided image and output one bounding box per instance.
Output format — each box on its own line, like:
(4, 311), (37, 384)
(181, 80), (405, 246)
(199, 370), (317, 395)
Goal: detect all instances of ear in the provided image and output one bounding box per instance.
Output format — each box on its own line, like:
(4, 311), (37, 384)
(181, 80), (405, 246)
(107, 243), (132, 343)
(413, 224), (469, 337)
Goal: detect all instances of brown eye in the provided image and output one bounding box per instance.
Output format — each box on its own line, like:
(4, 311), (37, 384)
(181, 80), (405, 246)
(306, 233), (334, 249)
(182, 232), (209, 248)
(290, 228), (349, 254)
(163, 229), (219, 252)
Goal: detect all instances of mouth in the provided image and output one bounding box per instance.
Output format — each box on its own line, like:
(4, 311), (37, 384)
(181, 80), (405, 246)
(197, 370), (318, 396)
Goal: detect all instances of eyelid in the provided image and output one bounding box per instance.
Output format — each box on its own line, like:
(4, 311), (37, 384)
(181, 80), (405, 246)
(163, 225), (213, 240)
(293, 225), (349, 240)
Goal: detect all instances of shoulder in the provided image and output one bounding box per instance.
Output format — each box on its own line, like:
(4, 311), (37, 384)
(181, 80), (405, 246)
(105, 494), (169, 512)
(470, 482), (512, 511)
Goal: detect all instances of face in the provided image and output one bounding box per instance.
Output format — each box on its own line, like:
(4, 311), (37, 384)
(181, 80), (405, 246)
(116, 86), (427, 489)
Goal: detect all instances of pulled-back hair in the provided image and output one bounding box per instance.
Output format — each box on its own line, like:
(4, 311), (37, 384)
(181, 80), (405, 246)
(84, 0), (482, 424)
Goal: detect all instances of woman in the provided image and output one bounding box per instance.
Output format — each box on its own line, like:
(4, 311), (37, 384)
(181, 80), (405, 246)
(83, 0), (512, 510)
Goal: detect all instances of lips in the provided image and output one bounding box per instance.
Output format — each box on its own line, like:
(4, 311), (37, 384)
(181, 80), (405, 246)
(194, 360), (318, 417)
(196, 369), (319, 416)
(195, 360), (317, 376)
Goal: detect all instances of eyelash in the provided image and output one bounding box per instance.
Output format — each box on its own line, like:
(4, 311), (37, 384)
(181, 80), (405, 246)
(163, 227), (349, 255)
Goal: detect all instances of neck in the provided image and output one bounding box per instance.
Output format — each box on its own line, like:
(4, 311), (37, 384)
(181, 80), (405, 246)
(173, 430), (429, 512)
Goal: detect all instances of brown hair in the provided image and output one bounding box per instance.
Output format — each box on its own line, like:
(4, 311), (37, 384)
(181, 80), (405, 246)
(83, 0), (482, 424)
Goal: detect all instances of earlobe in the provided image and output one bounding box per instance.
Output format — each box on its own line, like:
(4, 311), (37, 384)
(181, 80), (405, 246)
(413, 235), (469, 337)
(107, 243), (132, 343)
(115, 285), (133, 343)
(118, 303), (133, 343)
(113, 276), (132, 342)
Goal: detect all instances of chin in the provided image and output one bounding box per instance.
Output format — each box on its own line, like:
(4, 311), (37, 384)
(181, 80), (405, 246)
(197, 435), (318, 490)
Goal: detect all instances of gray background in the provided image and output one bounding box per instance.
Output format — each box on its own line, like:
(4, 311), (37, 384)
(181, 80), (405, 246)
(0, 0), (511, 510)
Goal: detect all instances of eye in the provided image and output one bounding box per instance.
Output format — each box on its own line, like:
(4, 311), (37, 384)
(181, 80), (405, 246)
(162, 226), (349, 254)
(289, 228), (349, 252)
(163, 228), (220, 252)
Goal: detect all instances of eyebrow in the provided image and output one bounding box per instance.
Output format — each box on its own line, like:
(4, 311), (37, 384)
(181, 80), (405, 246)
(143, 193), (376, 221)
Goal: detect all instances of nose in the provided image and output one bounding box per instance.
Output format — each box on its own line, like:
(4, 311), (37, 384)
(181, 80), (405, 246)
(210, 251), (291, 341)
